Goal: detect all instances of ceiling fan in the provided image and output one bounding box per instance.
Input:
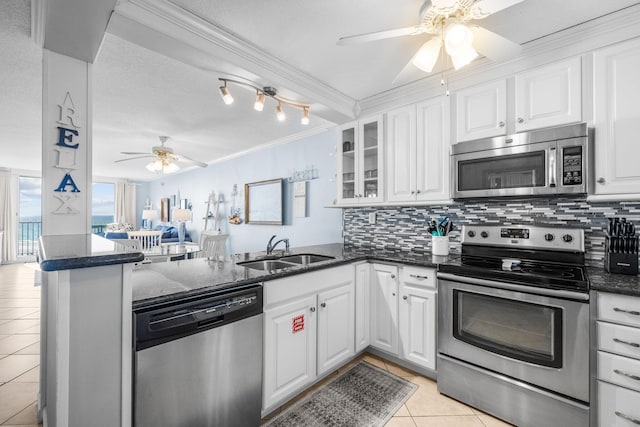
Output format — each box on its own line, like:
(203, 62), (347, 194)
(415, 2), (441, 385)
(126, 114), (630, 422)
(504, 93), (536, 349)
(115, 136), (208, 174)
(338, 0), (524, 83)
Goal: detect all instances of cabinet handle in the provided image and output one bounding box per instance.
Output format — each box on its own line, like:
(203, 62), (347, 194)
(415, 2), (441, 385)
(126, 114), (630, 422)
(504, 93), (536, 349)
(614, 369), (640, 381)
(517, 117), (524, 124)
(309, 306), (316, 313)
(320, 302), (326, 308)
(416, 189), (421, 194)
(390, 274), (396, 279)
(409, 274), (428, 280)
(597, 177), (606, 184)
(403, 295), (408, 300)
(392, 293), (396, 296)
(615, 411), (640, 425)
(498, 121), (505, 127)
(614, 307), (640, 316)
(614, 338), (640, 348)
(411, 191), (415, 195)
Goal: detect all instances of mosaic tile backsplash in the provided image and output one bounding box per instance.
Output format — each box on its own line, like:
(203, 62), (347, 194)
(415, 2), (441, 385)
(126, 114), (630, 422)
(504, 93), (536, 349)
(343, 198), (640, 266)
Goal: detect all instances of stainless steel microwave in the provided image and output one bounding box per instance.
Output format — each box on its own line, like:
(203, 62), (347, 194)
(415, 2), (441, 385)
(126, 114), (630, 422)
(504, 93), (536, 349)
(451, 123), (592, 199)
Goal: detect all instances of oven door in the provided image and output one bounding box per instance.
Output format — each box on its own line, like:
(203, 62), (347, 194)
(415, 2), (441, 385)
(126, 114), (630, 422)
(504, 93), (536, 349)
(438, 277), (589, 402)
(452, 140), (556, 198)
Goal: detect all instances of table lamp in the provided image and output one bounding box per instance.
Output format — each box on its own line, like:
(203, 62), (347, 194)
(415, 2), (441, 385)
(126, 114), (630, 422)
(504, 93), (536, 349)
(172, 209), (191, 245)
(141, 209), (158, 230)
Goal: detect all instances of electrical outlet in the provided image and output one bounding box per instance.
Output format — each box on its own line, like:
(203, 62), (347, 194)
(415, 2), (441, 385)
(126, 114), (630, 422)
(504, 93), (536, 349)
(368, 212), (376, 224)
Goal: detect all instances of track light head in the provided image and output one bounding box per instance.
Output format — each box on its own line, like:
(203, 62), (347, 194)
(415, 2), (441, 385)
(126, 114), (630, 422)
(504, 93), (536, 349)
(219, 84), (233, 105)
(254, 91), (265, 111)
(276, 103), (286, 121)
(301, 108), (310, 125)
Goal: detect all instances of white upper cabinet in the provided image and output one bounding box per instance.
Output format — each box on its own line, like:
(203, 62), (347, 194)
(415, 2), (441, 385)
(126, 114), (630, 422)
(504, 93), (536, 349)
(515, 57), (582, 132)
(386, 96), (450, 203)
(455, 57), (582, 142)
(455, 79), (507, 142)
(593, 37), (640, 196)
(337, 115), (384, 204)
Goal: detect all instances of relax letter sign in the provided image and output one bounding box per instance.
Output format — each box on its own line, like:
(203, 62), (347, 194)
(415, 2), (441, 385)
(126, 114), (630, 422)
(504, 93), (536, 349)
(52, 92), (81, 215)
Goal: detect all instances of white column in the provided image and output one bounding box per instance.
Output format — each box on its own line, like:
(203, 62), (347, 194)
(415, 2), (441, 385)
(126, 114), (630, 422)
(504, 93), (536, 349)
(41, 50), (92, 236)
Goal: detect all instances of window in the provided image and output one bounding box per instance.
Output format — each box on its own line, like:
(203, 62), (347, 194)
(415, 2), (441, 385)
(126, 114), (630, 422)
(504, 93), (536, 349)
(18, 176), (42, 256)
(92, 182), (115, 233)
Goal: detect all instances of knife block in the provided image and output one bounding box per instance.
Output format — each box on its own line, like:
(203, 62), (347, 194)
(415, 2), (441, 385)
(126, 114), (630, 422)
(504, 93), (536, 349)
(605, 236), (639, 275)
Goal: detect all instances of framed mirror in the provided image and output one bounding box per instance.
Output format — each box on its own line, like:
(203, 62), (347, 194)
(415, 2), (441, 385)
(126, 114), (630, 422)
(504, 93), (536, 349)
(161, 197), (170, 222)
(245, 178), (283, 225)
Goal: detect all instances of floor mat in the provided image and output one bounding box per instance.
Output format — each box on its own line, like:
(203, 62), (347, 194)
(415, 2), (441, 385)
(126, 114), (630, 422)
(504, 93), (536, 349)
(263, 361), (417, 427)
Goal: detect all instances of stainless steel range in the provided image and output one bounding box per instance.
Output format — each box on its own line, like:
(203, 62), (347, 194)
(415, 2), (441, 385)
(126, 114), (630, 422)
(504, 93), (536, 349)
(437, 224), (590, 427)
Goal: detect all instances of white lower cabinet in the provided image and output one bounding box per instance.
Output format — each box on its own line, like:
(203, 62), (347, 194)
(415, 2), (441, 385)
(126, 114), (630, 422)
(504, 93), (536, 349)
(262, 266), (355, 412)
(317, 283), (355, 375)
(370, 263), (437, 371)
(370, 263), (399, 355)
(263, 293), (317, 410)
(398, 266), (437, 370)
(597, 292), (640, 426)
(354, 262), (370, 352)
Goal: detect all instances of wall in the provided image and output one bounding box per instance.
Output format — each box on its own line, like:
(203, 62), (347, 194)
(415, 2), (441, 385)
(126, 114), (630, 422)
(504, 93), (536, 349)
(343, 198), (640, 266)
(142, 129), (342, 254)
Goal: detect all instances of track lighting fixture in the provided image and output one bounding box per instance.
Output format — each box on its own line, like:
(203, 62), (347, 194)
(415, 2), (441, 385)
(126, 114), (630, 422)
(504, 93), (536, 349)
(276, 103), (286, 121)
(254, 91), (265, 111)
(218, 78), (311, 125)
(219, 81), (233, 105)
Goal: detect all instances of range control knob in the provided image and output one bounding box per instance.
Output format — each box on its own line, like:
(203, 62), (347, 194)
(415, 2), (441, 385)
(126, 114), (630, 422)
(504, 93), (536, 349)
(562, 234), (573, 243)
(480, 231), (489, 238)
(467, 230), (476, 238)
(544, 233), (555, 242)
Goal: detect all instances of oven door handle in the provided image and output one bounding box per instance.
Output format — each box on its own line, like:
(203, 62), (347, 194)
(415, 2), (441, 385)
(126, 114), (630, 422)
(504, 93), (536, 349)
(436, 272), (589, 301)
(549, 147), (557, 188)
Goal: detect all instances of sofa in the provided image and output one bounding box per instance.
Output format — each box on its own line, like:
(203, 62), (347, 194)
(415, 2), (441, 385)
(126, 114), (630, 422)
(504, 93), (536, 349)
(98, 225), (192, 243)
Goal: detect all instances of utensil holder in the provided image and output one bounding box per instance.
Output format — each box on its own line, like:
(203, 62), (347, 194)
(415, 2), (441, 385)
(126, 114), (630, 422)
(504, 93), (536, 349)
(432, 236), (450, 256)
(605, 236), (639, 275)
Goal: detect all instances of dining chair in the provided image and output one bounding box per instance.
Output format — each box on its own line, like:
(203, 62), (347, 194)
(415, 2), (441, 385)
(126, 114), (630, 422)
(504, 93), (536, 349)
(199, 232), (229, 261)
(111, 238), (141, 252)
(127, 230), (162, 251)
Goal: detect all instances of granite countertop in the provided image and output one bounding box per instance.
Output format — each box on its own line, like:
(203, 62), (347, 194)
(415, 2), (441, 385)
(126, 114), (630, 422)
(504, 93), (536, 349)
(39, 234), (144, 272)
(587, 267), (640, 297)
(132, 243), (456, 309)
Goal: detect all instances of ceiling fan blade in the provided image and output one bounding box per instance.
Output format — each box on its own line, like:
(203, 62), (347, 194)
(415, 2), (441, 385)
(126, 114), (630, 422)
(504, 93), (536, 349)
(470, 26), (522, 62)
(120, 151), (150, 155)
(115, 155), (155, 163)
(337, 26), (424, 46)
(471, 0), (524, 17)
(174, 154), (208, 168)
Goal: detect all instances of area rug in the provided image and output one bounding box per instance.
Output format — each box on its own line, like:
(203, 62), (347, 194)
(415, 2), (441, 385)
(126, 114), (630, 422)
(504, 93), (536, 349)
(263, 361), (418, 427)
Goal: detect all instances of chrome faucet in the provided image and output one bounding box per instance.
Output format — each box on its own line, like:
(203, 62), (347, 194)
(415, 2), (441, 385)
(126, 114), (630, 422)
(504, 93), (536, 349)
(266, 235), (289, 255)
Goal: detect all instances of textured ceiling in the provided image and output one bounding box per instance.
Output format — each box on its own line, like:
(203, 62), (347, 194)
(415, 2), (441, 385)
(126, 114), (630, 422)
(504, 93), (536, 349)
(2, 0), (639, 181)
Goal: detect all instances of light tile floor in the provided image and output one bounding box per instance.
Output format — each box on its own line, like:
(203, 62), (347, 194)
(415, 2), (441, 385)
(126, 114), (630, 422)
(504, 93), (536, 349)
(1, 262), (512, 427)
(262, 352), (514, 426)
(0, 263), (42, 427)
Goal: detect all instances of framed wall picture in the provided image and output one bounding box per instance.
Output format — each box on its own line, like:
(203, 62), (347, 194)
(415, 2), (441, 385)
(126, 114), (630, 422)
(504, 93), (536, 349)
(161, 197), (170, 222)
(245, 178), (283, 225)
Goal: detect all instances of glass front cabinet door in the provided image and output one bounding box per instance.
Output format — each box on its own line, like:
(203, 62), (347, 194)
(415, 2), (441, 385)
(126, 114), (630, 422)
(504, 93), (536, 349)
(337, 116), (383, 204)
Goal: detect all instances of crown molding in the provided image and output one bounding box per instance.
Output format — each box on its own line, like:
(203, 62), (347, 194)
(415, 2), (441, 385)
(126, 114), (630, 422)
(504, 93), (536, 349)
(110, 0), (356, 122)
(359, 4), (640, 116)
(30, 0), (46, 47)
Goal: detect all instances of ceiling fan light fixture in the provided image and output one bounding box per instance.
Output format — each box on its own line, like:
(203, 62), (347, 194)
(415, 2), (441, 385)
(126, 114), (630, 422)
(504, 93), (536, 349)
(276, 103), (286, 121)
(451, 46), (479, 69)
(163, 161), (180, 174)
(254, 91), (265, 111)
(301, 107), (310, 125)
(444, 23), (474, 56)
(219, 83), (233, 105)
(145, 159), (162, 172)
(411, 37), (442, 73)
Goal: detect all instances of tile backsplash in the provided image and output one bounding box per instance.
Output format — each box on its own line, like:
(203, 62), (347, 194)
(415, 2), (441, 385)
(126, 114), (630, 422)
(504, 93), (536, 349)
(343, 198), (640, 265)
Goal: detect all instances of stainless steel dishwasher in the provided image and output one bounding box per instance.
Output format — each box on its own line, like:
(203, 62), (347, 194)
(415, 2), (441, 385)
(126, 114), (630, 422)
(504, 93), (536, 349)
(133, 283), (263, 427)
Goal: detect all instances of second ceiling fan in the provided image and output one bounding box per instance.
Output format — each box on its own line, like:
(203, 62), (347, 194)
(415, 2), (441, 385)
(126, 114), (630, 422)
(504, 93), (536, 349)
(338, 0), (524, 83)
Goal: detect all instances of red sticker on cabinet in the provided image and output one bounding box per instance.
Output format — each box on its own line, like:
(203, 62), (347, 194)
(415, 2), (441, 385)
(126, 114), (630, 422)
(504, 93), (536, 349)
(292, 315), (304, 333)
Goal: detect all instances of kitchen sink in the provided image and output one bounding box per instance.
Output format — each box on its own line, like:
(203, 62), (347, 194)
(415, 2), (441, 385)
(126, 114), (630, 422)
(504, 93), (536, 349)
(278, 254), (335, 265)
(236, 259), (297, 271)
